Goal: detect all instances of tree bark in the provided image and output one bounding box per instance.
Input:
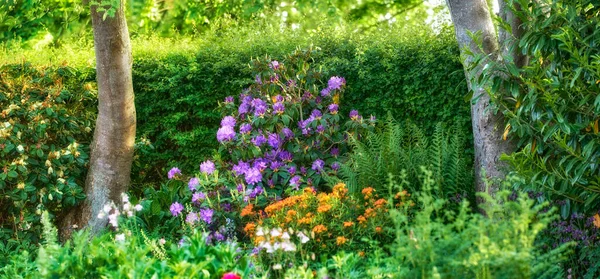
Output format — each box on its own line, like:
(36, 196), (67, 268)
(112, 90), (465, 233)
(60, 0), (136, 239)
(446, 0), (515, 197)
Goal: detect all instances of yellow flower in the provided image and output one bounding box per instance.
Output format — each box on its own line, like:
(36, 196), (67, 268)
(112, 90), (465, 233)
(336, 236), (348, 245)
(317, 204), (332, 213)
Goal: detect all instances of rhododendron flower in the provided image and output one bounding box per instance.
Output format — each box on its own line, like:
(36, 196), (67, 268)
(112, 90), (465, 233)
(199, 208), (214, 224)
(331, 162), (340, 171)
(186, 212), (199, 224)
(328, 103), (339, 114)
(275, 95), (284, 102)
(245, 167), (262, 185)
(251, 134), (267, 147)
(217, 126), (236, 142)
(273, 102), (285, 114)
(369, 115), (376, 122)
(269, 60), (280, 70)
(282, 127), (294, 139)
(290, 175), (301, 189)
(310, 109), (322, 119)
(224, 96), (234, 104)
(327, 76), (346, 90)
(188, 177), (199, 191)
(287, 166), (297, 175)
(239, 123), (252, 134)
(220, 116), (236, 127)
(267, 133), (281, 148)
(349, 110), (360, 120)
(316, 125), (325, 133)
(321, 87), (331, 97)
(280, 151), (293, 162)
(192, 192), (206, 203)
(255, 74), (262, 85)
(200, 160), (216, 175)
(170, 202), (184, 216)
(238, 101), (250, 115)
(233, 160), (250, 176)
(222, 273), (241, 279)
(331, 147), (339, 157)
(312, 159), (325, 172)
(167, 167), (181, 179)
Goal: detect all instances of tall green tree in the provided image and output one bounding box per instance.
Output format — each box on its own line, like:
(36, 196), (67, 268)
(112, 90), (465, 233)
(445, 0), (527, 198)
(60, 0), (136, 238)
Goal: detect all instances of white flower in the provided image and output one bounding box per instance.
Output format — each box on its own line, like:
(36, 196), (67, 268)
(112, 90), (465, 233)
(134, 204), (143, 211)
(123, 203), (131, 212)
(281, 232), (291, 240)
(17, 145), (24, 152)
(281, 241), (296, 252)
(270, 228), (282, 238)
(159, 238), (166, 245)
(261, 242), (274, 253)
(256, 227), (265, 236)
(115, 233), (125, 242)
(97, 212), (106, 219)
(121, 193), (129, 203)
(272, 264), (282, 270)
(297, 231), (310, 244)
(103, 204), (112, 213)
(108, 212), (119, 228)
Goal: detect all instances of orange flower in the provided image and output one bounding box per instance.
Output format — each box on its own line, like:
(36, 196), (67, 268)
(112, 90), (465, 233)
(312, 224), (328, 234)
(287, 210), (297, 217)
(298, 213), (314, 225)
(364, 208), (376, 218)
(332, 183), (348, 198)
(343, 221), (354, 228)
(362, 187), (375, 198)
(317, 204), (332, 213)
(357, 215), (367, 224)
(374, 198), (387, 208)
(241, 204), (255, 217)
(244, 222), (256, 235)
(336, 236), (348, 245)
(358, 251), (365, 257)
(375, 226), (382, 234)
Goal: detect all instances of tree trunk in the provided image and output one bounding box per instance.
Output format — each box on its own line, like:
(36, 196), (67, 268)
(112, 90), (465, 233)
(60, 0), (136, 239)
(446, 0), (515, 197)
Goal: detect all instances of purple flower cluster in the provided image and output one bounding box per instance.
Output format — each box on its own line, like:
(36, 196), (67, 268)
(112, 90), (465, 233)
(217, 115), (237, 143)
(168, 167), (181, 179)
(199, 208), (214, 224)
(170, 202), (184, 216)
(320, 76), (346, 97)
(200, 160), (216, 175)
(188, 177), (199, 191)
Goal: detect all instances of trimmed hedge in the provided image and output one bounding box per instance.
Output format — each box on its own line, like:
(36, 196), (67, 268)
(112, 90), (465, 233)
(1, 24), (469, 186)
(130, 25), (470, 185)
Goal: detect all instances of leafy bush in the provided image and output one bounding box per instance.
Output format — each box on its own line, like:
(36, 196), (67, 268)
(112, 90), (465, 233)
(482, 0), (600, 214)
(366, 170), (571, 279)
(334, 115), (473, 200)
(1, 210), (251, 279)
(0, 63), (95, 261)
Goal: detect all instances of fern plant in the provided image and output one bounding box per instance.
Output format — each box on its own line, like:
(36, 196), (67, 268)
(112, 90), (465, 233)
(333, 114), (473, 199)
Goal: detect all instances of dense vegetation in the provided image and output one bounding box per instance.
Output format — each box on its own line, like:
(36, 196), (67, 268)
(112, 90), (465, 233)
(1, 0), (599, 278)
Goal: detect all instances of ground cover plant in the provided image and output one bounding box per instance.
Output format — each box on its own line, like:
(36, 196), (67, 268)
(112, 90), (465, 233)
(2, 0), (600, 278)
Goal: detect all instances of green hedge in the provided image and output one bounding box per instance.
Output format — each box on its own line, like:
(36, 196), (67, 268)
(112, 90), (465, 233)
(130, 25), (470, 184)
(1, 24), (469, 186)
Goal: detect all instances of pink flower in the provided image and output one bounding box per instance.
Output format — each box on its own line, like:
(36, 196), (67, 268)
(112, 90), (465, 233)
(222, 273), (241, 279)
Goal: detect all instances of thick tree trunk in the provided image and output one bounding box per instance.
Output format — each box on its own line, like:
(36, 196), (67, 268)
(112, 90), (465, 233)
(60, 1), (135, 239)
(446, 0), (515, 197)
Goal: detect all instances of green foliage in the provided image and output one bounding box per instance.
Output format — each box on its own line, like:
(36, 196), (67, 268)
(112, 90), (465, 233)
(128, 25), (469, 185)
(481, 0), (600, 214)
(0, 0), (429, 43)
(335, 115), (472, 200)
(1, 211), (251, 279)
(0, 63), (96, 262)
(366, 170), (571, 279)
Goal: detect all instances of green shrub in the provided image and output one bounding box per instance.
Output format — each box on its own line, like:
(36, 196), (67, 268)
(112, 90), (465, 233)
(482, 0), (600, 215)
(0, 63), (95, 262)
(365, 170), (571, 279)
(0, 211), (251, 279)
